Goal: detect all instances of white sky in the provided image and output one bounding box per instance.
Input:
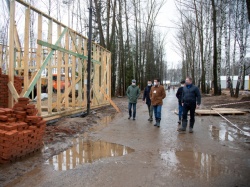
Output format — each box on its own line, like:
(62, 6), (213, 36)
(156, 0), (182, 67)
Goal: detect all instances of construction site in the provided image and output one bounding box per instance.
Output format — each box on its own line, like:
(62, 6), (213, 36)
(0, 0), (250, 187)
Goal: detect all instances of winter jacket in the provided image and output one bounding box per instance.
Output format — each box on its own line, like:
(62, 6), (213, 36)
(126, 85), (140, 103)
(176, 86), (184, 105)
(181, 84), (201, 105)
(150, 85), (166, 106)
(143, 85), (152, 105)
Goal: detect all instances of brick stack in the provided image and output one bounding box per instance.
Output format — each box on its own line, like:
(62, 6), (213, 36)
(0, 68), (9, 108)
(0, 97), (46, 164)
(14, 76), (23, 95)
(0, 68), (24, 106)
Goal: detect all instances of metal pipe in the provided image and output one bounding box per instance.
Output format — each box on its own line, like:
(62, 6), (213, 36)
(87, 0), (92, 114)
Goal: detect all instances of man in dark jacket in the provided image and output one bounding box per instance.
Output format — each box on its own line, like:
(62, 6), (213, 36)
(176, 80), (185, 124)
(143, 80), (153, 121)
(126, 79), (140, 120)
(178, 77), (201, 133)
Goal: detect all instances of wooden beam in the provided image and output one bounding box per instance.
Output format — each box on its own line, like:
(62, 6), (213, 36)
(7, 82), (20, 102)
(23, 8), (30, 92)
(83, 38), (88, 107)
(52, 77), (81, 109)
(69, 30), (81, 54)
(36, 14), (42, 116)
(37, 40), (101, 64)
(100, 87), (120, 113)
(77, 39), (83, 106)
(23, 27), (67, 97)
(57, 25), (62, 112)
(64, 30), (69, 108)
(71, 32), (76, 109)
(8, 0), (15, 107)
(47, 19), (53, 114)
(37, 40), (86, 59)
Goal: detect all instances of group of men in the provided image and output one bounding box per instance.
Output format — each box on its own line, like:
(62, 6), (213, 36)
(126, 77), (201, 132)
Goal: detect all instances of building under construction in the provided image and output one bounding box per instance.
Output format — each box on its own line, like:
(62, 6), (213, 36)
(0, 0), (114, 121)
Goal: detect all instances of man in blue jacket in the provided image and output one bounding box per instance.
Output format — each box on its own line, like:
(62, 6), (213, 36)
(143, 80), (153, 121)
(126, 79), (140, 120)
(178, 77), (201, 133)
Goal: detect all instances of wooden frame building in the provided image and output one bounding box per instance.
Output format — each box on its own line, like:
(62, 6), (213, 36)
(1, 0), (114, 120)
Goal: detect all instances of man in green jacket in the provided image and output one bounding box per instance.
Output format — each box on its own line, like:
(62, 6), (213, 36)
(126, 79), (140, 120)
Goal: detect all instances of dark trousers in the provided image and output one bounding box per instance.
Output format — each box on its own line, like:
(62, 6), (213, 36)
(182, 103), (196, 129)
(128, 103), (137, 118)
(147, 104), (153, 118)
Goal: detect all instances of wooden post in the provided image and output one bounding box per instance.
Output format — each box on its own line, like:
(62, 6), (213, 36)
(71, 32), (76, 109)
(83, 38), (88, 107)
(108, 52), (111, 98)
(23, 8), (30, 94)
(47, 19), (53, 114)
(78, 37), (83, 107)
(36, 14), (42, 116)
(8, 0), (15, 107)
(64, 30), (69, 109)
(57, 25), (62, 112)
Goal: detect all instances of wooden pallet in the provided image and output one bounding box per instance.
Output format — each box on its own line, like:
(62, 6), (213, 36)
(195, 108), (246, 116)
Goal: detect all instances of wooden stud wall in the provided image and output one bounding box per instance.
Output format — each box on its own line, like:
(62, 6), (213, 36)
(4, 0), (112, 119)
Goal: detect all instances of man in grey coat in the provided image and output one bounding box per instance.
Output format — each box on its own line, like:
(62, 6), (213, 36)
(126, 79), (140, 120)
(178, 77), (201, 133)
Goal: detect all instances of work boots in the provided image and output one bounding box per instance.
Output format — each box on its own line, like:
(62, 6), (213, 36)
(154, 119), (160, 127)
(189, 120), (194, 133)
(178, 120), (187, 132)
(148, 115), (153, 122)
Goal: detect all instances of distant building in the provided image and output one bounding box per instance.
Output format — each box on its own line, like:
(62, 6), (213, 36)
(220, 75), (250, 90)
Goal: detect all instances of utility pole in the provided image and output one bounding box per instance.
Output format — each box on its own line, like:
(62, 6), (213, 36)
(87, 0), (92, 114)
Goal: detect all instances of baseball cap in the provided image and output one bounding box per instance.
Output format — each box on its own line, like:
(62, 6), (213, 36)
(132, 79), (136, 83)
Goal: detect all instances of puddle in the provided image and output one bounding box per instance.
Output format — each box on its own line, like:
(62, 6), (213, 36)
(209, 122), (250, 142)
(209, 124), (234, 141)
(160, 150), (231, 180)
(45, 139), (134, 171)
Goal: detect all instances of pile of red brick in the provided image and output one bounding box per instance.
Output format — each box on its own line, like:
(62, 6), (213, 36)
(0, 97), (46, 164)
(0, 68), (9, 108)
(14, 76), (23, 95)
(0, 68), (23, 108)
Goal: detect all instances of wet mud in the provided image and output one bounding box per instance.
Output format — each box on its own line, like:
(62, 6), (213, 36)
(1, 91), (250, 187)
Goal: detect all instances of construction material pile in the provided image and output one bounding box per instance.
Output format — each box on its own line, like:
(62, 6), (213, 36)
(0, 68), (23, 108)
(0, 98), (46, 164)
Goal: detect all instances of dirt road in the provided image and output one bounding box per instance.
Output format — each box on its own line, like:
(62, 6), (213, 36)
(2, 90), (250, 187)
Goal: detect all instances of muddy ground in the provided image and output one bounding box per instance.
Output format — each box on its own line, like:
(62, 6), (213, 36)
(0, 90), (250, 187)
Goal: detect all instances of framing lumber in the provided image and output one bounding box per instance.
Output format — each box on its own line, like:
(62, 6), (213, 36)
(195, 109), (246, 116)
(4, 0), (113, 120)
(36, 13), (42, 116)
(8, 0), (15, 107)
(100, 87), (120, 113)
(7, 82), (19, 102)
(57, 25), (62, 112)
(23, 27), (67, 97)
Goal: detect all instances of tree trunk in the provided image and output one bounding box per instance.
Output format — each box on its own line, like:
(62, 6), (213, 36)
(212, 0), (218, 95)
(93, 0), (106, 47)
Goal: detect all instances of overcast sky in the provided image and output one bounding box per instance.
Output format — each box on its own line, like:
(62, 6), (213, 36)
(156, 0), (182, 67)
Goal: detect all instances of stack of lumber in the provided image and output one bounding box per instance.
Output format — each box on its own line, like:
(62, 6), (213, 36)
(195, 108), (246, 116)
